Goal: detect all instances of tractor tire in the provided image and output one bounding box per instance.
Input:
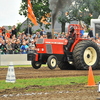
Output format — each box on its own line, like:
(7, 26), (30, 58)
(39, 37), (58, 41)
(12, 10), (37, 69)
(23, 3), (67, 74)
(73, 40), (100, 70)
(47, 55), (57, 70)
(58, 61), (76, 70)
(31, 61), (41, 69)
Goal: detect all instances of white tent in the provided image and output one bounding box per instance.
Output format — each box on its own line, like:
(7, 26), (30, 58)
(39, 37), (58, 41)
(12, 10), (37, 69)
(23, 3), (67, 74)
(91, 16), (100, 36)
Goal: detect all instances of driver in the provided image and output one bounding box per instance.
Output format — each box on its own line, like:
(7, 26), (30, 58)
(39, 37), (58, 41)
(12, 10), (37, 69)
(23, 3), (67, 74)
(66, 27), (75, 50)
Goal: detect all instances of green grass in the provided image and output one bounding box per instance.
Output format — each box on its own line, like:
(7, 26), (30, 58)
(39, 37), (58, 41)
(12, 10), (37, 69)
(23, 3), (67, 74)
(0, 64), (47, 68)
(0, 76), (100, 90)
(0, 65), (31, 68)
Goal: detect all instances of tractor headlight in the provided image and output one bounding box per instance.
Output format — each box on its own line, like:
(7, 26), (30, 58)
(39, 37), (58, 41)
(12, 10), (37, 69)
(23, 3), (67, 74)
(42, 48), (44, 51)
(37, 48), (39, 51)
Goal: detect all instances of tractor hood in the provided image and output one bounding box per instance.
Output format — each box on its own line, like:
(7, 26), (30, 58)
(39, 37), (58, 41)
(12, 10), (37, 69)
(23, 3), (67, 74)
(36, 38), (68, 54)
(36, 38), (68, 45)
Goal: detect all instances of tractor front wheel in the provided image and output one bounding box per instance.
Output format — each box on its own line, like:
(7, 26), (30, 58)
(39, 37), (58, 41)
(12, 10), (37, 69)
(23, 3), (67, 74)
(31, 61), (41, 69)
(47, 55), (57, 69)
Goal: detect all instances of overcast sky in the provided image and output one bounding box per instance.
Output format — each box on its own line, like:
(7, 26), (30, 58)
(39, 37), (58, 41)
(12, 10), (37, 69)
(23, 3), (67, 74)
(0, 0), (26, 27)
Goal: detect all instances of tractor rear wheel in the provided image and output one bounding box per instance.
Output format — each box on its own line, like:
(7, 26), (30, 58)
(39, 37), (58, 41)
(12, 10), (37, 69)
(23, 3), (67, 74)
(58, 61), (76, 70)
(73, 40), (100, 70)
(47, 55), (57, 69)
(58, 61), (69, 70)
(31, 61), (41, 69)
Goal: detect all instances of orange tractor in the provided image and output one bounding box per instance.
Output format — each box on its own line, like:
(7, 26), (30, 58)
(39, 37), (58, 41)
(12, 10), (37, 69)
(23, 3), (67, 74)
(27, 24), (100, 70)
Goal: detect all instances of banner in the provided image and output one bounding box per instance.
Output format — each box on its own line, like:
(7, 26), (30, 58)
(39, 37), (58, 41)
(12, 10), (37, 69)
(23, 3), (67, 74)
(28, 0), (37, 26)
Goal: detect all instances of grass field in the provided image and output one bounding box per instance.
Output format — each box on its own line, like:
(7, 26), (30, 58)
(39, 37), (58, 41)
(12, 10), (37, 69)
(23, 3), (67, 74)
(0, 64), (47, 68)
(0, 76), (100, 90)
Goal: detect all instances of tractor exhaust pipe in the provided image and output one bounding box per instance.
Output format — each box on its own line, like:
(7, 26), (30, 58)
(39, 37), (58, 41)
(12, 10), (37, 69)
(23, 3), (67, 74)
(51, 14), (55, 39)
(52, 28), (54, 39)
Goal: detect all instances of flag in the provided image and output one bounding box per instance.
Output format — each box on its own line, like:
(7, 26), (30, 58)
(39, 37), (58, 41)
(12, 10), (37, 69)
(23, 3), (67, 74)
(28, 0), (37, 26)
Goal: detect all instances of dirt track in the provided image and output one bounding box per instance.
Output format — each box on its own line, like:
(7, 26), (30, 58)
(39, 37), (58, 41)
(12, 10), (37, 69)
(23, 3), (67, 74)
(0, 66), (100, 80)
(1, 66), (100, 100)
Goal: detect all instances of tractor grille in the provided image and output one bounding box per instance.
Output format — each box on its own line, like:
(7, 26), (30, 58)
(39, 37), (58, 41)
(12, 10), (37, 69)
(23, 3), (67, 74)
(46, 44), (52, 54)
(36, 39), (44, 44)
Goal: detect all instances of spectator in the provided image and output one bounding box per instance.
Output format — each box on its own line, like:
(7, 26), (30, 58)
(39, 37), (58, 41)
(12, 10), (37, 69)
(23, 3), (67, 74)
(43, 33), (47, 38)
(33, 32), (40, 39)
(92, 37), (96, 43)
(95, 39), (100, 47)
(40, 29), (44, 36)
(11, 34), (16, 40)
(37, 32), (40, 38)
(54, 31), (58, 37)
(12, 25), (17, 38)
(21, 39), (26, 45)
(0, 27), (2, 33)
(5, 38), (9, 44)
(20, 42), (29, 54)
(26, 40), (29, 46)
(25, 24), (32, 35)
(0, 33), (3, 39)
(17, 36), (21, 43)
(17, 39), (21, 51)
(54, 34), (57, 39)
(2, 33), (5, 40)
(11, 40), (16, 54)
(29, 35), (33, 42)
(43, 30), (46, 34)
(34, 34), (38, 46)
(2, 26), (6, 35)
(14, 40), (20, 54)
(57, 32), (61, 39)
(40, 35), (43, 38)
(21, 31), (24, 38)
(62, 32), (65, 37)
(32, 33), (36, 39)
(17, 32), (22, 37)
(1, 40), (7, 54)
(80, 27), (84, 37)
(6, 30), (11, 38)
(0, 39), (3, 54)
(87, 35), (91, 40)
(97, 37), (100, 48)
(8, 38), (12, 43)
(81, 35), (84, 39)
(9, 29), (12, 34)
(61, 35), (64, 39)
(95, 33), (99, 40)
(34, 37), (37, 46)
(25, 35), (30, 43)
(29, 40), (35, 51)
(88, 27), (93, 38)
(6, 42), (12, 54)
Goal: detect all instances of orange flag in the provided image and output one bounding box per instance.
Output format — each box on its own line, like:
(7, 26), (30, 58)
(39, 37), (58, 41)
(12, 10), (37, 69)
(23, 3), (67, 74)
(28, 0), (37, 26)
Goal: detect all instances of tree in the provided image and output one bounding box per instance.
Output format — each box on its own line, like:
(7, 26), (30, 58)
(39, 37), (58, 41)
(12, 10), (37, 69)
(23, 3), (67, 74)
(68, 0), (100, 26)
(58, 0), (100, 32)
(16, 22), (22, 32)
(19, 0), (51, 28)
(8, 26), (12, 30)
(58, 11), (70, 32)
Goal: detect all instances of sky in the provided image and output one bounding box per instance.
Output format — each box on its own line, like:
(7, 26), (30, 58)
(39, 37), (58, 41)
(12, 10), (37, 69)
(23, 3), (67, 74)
(0, 0), (26, 27)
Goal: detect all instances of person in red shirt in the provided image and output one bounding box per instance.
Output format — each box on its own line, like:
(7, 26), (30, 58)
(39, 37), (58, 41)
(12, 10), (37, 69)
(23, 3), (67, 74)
(6, 30), (11, 38)
(0, 27), (2, 33)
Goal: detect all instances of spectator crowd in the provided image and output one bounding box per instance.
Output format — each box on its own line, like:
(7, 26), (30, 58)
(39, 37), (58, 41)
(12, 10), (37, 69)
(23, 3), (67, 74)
(0, 25), (100, 55)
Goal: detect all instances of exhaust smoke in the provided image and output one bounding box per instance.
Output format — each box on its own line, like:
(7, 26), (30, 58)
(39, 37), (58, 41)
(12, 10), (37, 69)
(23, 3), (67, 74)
(49, 0), (74, 38)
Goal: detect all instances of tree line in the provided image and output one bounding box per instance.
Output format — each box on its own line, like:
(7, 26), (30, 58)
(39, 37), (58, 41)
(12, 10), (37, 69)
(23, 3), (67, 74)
(19, 0), (100, 32)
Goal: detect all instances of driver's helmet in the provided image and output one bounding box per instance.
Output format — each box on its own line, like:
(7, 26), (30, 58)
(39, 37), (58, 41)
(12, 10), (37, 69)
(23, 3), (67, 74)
(69, 27), (74, 34)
